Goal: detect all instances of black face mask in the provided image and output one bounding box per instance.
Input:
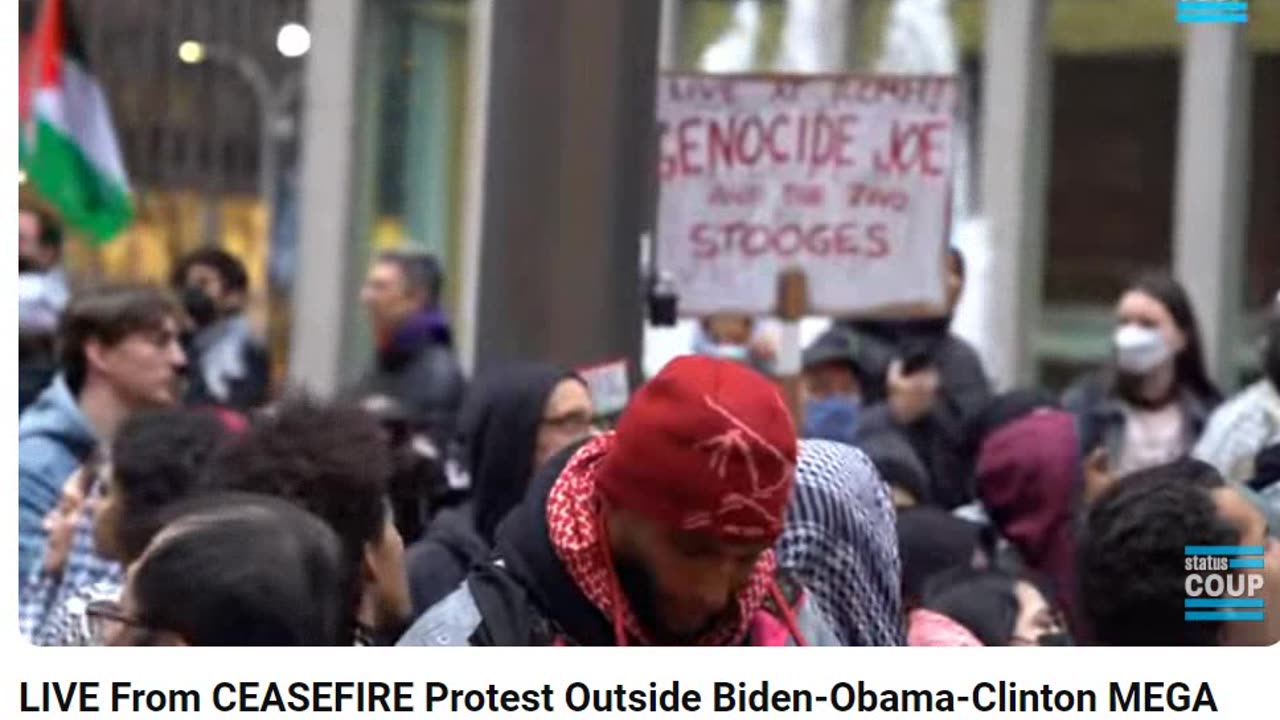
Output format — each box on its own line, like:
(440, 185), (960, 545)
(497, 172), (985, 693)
(180, 286), (219, 328)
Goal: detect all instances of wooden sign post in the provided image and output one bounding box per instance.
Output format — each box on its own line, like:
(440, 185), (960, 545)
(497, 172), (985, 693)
(775, 268), (809, 425)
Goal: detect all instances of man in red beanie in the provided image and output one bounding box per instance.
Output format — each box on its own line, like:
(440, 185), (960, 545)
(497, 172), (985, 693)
(398, 355), (841, 646)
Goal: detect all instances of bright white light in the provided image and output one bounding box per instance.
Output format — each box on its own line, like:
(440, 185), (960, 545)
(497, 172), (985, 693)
(276, 23), (311, 58)
(178, 40), (206, 64)
(18, 169), (27, 185)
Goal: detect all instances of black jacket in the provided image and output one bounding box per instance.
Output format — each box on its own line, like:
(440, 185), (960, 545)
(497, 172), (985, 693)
(844, 320), (992, 509)
(405, 505), (490, 616)
(403, 364), (572, 614)
(358, 337), (466, 449)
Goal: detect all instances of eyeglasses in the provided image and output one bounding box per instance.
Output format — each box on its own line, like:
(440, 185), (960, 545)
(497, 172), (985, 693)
(83, 599), (147, 646)
(541, 411), (594, 434)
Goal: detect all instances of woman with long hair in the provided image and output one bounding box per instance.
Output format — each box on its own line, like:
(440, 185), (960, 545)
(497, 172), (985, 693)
(1064, 272), (1222, 477)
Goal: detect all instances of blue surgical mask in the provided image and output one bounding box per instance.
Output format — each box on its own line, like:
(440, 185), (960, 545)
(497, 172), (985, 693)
(802, 396), (861, 443)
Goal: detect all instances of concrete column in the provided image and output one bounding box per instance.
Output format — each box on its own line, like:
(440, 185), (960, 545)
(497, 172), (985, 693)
(659, 0), (681, 70)
(287, 0), (363, 396)
(471, 0), (660, 375)
(977, 0), (1052, 389)
(1173, 24), (1252, 389)
(454, 0), (494, 375)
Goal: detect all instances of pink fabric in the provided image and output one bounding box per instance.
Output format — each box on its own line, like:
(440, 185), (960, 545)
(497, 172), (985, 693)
(906, 609), (984, 647)
(976, 410), (1080, 630)
(749, 608), (794, 646)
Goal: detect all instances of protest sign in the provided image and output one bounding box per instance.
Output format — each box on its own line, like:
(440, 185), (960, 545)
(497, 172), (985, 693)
(656, 73), (957, 317)
(576, 358), (630, 418)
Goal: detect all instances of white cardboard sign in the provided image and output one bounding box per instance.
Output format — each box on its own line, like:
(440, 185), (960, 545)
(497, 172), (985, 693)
(656, 73), (957, 317)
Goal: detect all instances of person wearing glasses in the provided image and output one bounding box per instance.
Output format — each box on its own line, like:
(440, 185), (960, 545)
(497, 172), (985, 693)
(405, 363), (595, 615)
(87, 493), (352, 646)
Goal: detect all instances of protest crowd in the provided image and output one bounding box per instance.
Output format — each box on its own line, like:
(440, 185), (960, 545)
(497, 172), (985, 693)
(17, 220), (1280, 647)
(15, 0), (1280, 652)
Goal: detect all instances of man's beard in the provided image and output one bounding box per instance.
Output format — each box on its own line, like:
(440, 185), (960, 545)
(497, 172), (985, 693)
(612, 554), (724, 645)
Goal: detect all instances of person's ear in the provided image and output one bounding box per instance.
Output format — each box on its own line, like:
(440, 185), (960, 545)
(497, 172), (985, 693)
(361, 542), (381, 585)
(84, 338), (111, 375)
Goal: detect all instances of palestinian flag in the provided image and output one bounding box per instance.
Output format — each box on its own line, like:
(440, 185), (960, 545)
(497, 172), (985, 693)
(20, 0), (133, 243)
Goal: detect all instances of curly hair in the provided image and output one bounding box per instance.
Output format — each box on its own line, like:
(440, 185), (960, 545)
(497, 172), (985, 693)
(1078, 459), (1237, 646)
(170, 247), (249, 294)
(109, 408), (234, 561)
(206, 394), (393, 564)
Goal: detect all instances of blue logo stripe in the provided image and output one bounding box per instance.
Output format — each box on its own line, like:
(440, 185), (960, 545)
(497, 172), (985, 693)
(1177, 1), (1249, 9)
(1178, 1), (1248, 10)
(1229, 558), (1265, 569)
(1184, 545), (1265, 555)
(1185, 598), (1264, 608)
(1185, 611), (1265, 622)
(1178, 13), (1248, 23)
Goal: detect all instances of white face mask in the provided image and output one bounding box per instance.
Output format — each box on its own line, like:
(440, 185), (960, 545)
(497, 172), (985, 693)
(1113, 323), (1172, 374)
(708, 343), (750, 362)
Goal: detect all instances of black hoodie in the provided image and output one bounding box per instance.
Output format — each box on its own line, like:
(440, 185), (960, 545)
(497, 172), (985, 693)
(404, 364), (573, 614)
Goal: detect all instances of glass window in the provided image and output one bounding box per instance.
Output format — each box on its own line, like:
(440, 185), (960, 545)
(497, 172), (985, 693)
(346, 0), (472, 373)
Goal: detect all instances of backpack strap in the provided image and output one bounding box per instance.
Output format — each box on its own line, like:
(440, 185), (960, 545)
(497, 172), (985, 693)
(466, 559), (557, 646)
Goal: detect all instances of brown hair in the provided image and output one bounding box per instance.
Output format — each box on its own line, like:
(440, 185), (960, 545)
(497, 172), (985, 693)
(58, 284), (182, 395)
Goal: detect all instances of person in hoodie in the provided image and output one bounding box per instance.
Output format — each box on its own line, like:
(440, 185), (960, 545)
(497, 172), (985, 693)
(18, 285), (186, 583)
(799, 328), (867, 445)
(405, 364), (595, 613)
(848, 248), (992, 509)
(398, 355), (840, 646)
(170, 247), (270, 411)
(973, 393), (1084, 633)
(1064, 272), (1221, 478)
(357, 249), (466, 449)
(777, 440), (904, 646)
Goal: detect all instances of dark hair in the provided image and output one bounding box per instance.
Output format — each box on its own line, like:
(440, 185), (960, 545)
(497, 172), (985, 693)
(895, 506), (988, 608)
(920, 568), (1043, 646)
(1124, 272), (1221, 405)
(58, 284), (182, 394)
(125, 493), (353, 646)
(1078, 459), (1236, 646)
(460, 364), (580, 543)
(207, 393), (393, 565)
(376, 249), (443, 307)
(171, 247), (249, 294)
(109, 409), (233, 561)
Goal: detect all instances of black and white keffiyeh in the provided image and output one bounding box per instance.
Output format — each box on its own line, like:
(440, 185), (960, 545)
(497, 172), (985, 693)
(776, 440), (905, 646)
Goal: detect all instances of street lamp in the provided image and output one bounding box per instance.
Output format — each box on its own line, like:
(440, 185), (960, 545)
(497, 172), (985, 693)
(176, 27), (307, 376)
(178, 40), (206, 65)
(175, 29), (305, 217)
(276, 23), (311, 59)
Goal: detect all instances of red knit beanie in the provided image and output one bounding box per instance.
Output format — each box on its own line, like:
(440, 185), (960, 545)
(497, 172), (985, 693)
(596, 355), (797, 543)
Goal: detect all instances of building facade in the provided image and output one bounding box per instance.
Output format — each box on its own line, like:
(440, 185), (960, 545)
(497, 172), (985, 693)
(286, 0), (1280, 395)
